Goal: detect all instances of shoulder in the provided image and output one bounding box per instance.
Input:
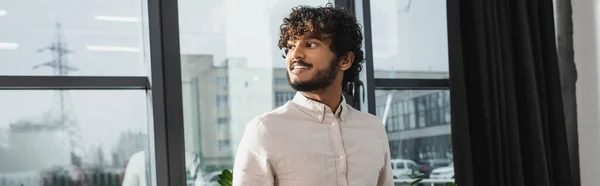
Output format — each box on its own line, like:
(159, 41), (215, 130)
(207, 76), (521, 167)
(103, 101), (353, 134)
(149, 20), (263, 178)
(244, 102), (294, 133)
(240, 104), (296, 149)
(252, 102), (296, 126)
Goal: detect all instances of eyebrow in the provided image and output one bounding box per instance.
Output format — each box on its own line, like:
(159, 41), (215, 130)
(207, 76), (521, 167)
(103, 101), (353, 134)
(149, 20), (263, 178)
(287, 36), (323, 44)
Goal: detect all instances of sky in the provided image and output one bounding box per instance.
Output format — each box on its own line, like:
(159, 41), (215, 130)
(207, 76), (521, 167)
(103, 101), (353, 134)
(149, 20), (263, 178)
(0, 0), (448, 166)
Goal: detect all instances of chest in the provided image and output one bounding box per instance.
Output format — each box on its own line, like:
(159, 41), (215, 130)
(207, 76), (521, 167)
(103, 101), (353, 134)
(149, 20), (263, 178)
(270, 120), (385, 185)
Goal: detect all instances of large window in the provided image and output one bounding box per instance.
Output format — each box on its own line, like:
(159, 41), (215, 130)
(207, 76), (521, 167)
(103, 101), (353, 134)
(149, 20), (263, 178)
(0, 0), (173, 185)
(0, 0), (455, 185)
(178, 0), (329, 185)
(357, 0), (453, 183)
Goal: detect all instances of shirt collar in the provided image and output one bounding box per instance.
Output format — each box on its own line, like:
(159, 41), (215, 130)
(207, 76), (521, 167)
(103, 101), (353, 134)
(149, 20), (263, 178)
(291, 92), (349, 122)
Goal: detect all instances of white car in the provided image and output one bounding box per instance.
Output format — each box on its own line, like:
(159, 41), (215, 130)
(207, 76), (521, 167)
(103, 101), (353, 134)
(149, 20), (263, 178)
(390, 159), (419, 179)
(429, 163), (454, 179)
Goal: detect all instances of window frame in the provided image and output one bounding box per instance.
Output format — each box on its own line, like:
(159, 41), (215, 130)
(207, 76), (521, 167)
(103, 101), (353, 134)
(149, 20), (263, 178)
(0, 0), (186, 185)
(1, 0), (459, 185)
(351, 0), (457, 183)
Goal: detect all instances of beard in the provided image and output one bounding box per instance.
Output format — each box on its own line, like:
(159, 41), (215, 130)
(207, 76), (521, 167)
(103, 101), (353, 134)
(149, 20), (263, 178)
(287, 57), (340, 92)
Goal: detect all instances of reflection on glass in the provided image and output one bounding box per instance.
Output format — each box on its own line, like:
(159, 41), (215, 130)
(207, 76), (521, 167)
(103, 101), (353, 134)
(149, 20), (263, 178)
(178, 0), (328, 185)
(370, 0), (449, 78)
(0, 90), (153, 186)
(0, 0), (147, 76)
(375, 90), (453, 181)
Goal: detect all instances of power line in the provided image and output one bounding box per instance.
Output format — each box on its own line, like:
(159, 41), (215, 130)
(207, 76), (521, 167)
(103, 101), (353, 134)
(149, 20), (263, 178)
(34, 22), (84, 167)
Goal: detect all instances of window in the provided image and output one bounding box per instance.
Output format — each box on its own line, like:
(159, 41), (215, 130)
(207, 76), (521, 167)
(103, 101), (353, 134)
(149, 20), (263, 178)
(0, 90), (153, 185)
(369, 0), (449, 79)
(216, 95), (229, 108)
(0, 0), (165, 184)
(407, 162), (416, 169)
(0, 1), (147, 76)
(179, 0), (328, 176)
(274, 91), (296, 108)
(375, 90), (452, 180)
(0, 0), (461, 185)
(274, 77), (289, 85)
(396, 162), (405, 169)
(217, 117), (229, 125)
(408, 100), (417, 129)
(215, 77), (229, 87)
(218, 140), (231, 152)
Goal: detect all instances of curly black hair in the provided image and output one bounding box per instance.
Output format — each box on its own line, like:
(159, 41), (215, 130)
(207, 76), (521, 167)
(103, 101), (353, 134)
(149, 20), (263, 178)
(278, 5), (364, 86)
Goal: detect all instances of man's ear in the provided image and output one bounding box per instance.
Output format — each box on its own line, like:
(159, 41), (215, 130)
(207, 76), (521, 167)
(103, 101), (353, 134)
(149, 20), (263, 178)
(339, 51), (355, 71)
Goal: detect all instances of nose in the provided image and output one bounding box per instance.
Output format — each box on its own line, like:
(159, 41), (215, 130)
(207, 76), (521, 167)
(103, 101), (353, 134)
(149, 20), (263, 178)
(289, 46), (305, 60)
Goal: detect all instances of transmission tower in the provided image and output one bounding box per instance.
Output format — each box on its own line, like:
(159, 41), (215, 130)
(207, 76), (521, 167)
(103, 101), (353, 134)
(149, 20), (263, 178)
(34, 23), (85, 167)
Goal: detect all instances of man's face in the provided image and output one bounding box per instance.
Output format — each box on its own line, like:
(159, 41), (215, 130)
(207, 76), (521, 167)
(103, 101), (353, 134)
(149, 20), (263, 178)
(285, 37), (340, 92)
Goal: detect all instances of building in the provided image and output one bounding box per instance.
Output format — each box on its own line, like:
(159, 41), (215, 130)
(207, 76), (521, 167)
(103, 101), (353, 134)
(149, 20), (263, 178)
(181, 54), (223, 168)
(181, 54), (296, 170)
(0, 119), (71, 173)
(375, 89), (452, 163)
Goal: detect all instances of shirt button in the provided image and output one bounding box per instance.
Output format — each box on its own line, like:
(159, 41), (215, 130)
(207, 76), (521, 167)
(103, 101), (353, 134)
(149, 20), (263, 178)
(318, 115), (322, 119)
(331, 123), (336, 127)
(339, 155), (344, 159)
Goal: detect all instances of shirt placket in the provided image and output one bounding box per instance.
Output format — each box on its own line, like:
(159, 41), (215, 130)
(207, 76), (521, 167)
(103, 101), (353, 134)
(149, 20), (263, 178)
(328, 116), (348, 186)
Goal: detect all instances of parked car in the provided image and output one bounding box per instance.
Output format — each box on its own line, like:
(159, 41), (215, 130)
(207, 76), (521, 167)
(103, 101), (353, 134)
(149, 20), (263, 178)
(414, 159), (452, 178)
(429, 163), (454, 179)
(390, 159), (419, 179)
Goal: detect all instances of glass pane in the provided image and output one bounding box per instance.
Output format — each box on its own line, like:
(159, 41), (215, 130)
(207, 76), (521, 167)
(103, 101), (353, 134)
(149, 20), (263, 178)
(0, 90), (154, 185)
(397, 163), (405, 169)
(0, 0), (148, 76)
(178, 1), (329, 185)
(375, 89), (454, 180)
(369, 0), (449, 79)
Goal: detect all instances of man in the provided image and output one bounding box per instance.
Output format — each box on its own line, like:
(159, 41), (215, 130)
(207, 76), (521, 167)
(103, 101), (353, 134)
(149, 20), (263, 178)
(233, 4), (393, 186)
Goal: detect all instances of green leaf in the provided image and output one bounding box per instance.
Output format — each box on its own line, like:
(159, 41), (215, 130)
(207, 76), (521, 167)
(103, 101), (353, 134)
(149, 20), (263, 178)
(224, 169), (233, 180)
(217, 169), (233, 186)
(218, 179), (232, 186)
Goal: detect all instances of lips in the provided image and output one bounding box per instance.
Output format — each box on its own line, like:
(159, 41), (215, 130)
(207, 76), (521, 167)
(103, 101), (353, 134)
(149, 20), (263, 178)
(290, 61), (312, 70)
(290, 61), (312, 75)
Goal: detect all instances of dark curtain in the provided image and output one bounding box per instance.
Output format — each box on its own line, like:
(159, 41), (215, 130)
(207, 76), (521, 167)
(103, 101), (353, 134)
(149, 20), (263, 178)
(447, 0), (575, 185)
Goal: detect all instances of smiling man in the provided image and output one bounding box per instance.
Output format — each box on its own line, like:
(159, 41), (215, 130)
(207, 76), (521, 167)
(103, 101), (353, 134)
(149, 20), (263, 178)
(232, 4), (393, 186)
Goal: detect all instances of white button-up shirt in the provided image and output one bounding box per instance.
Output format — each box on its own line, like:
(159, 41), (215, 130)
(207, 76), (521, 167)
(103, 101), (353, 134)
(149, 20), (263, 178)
(233, 92), (394, 186)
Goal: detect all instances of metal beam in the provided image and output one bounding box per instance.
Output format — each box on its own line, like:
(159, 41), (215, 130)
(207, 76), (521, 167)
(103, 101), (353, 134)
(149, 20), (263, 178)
(374, 78), (450, 89)
(0, 76), (150, 90)
(148, 0), (186, 184)
(360, 0), (377, 115)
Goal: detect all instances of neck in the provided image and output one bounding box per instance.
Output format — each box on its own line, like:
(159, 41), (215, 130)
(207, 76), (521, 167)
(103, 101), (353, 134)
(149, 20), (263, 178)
(300, 83), (343, 113)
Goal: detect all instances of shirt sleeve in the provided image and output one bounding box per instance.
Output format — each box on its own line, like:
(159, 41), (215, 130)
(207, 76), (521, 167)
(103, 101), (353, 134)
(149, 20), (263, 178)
(232, 117), (275, 186)
(122, 151), (144, 186)
(377, 135), (394, 186)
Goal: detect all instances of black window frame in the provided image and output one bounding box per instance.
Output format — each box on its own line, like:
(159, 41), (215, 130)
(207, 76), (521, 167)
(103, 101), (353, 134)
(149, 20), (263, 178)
(0, 0), (186, 184)
(1, 0), (460, 185)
